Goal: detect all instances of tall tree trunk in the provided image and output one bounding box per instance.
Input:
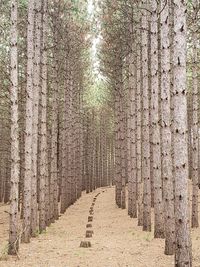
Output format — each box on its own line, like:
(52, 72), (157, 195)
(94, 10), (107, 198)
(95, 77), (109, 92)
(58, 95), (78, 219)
(173, 0), (192, 265)
(31, 0), (42, 237)
(50, 31), (59, 222)
(8, 0), (20, 255)
(191, 26), (199, 228)
(120, 91), (126, 210)
(141, 0), (151, 232)
(39, 0), (48, 233)
(53, 19), (59, 223)
(128, 39), (137, 218)
(22, 0), (35, 243)
(150, 0), (164, 238)
(115, 91), (122, 207)
(160, 0), (175, 255)
(136, 24), (143, 227)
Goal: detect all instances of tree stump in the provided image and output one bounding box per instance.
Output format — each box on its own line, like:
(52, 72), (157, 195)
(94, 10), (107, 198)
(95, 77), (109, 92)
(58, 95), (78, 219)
(88, 216), (93, 222)
(80, 241), (91, 248)
(86, 230), (94, 238)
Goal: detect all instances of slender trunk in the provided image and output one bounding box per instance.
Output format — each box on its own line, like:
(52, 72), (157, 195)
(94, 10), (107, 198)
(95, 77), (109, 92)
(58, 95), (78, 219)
(50, 45), (59, 222)
(120, 92), (126, 210)
(22, 0), (35, 243)
(150, 0), (164, 238)
(39, 0), (48, 233)
(160, 0), (175, 255)
(128, 40), (137, 218)
(31, 0), (42, 237)
(141, 0), (151, 232)
(136, 24), (143, 226)
(173, 0), (192, 265)
(191, 28), (199, 228)
(115, 92), (121, 207)
(8, 0), (20, 255)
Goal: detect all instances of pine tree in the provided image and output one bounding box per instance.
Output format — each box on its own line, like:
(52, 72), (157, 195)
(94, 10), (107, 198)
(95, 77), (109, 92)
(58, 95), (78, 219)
(22, 0), (35, 244)
(173, 0), (192, 265)
(8, 0), (20, 255)
(160, 0), (175, 255)
(141, 0), (151, 232)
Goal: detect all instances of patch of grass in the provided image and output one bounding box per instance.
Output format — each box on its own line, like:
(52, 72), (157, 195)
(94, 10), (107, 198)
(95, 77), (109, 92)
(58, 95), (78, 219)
(40, 229), (47, 235)
(33, 229), (40, 237)
(127, 229), (135, 235)
(0, 244), (9, 261)
(144, 233), (152, 242)
(76, 248), (86, 255)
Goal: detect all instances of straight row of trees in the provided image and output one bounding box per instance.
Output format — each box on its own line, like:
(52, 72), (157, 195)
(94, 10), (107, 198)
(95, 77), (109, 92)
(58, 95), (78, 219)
(99, 0), (199, 266)
(5, 0), (115, 255)
(9, 0), (87, 254)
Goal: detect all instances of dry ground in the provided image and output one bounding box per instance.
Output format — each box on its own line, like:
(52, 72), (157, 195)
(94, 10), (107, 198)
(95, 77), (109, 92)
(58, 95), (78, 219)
(0, 187), (200, 267)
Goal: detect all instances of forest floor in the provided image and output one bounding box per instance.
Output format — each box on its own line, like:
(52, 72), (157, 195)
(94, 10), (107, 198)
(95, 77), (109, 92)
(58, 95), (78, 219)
(0, 187), (200, 267)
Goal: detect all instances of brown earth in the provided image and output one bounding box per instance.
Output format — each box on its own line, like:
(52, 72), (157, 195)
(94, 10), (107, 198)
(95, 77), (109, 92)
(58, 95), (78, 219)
(0, 187), (200, 267)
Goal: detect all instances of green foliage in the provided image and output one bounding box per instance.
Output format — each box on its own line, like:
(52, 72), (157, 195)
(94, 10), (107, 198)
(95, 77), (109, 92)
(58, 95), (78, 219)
(19, 0), (28, 9)
(84, 79), (109, 109)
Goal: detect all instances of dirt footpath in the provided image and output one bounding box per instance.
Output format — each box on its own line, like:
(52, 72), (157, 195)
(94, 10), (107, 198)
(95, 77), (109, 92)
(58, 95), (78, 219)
(0, 187), (200, 267)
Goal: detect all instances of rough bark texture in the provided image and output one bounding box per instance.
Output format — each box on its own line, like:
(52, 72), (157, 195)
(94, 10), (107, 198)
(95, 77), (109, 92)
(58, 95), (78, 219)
(115, 90), (122, 208)
(8, 0), (20, 255)
(191, 22), (199, 229)
(120, 89), (126, 210)
(128, 41), (137, 218)
(39, 0), (48, 233)
(173, 0), (192, 266)
(136, 24), (143, 227)
(160, 0), (175, 255)
(31, 0), (42, 237)
(150, 0), (164, 239)
(22, 0), (35, 244)
(141, 0), (151, 232)
(50, 18), (59, 222)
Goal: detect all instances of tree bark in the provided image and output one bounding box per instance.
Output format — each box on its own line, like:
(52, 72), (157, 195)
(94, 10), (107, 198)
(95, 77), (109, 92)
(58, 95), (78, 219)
(31, 0), (42, 237)
(173, 0), (192, 265)
(39, 0), (48, 233)
(136, 23), (143, 227)
(128, 39), (137, 218)
(141, 0), (151, 232)
(160, 0), (175, 255)
(22, 0), (35, 243)
(191, 23), (199, 228)
(8, 0), (20, 255)
(150, 0), (164, 239)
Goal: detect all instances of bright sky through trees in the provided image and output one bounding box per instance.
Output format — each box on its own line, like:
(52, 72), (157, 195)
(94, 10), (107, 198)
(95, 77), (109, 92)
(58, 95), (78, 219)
(87, 0), (103, 81)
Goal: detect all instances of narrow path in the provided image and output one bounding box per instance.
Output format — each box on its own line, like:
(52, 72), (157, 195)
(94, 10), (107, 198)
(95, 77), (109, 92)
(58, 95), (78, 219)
(1, 187), (200, 267)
